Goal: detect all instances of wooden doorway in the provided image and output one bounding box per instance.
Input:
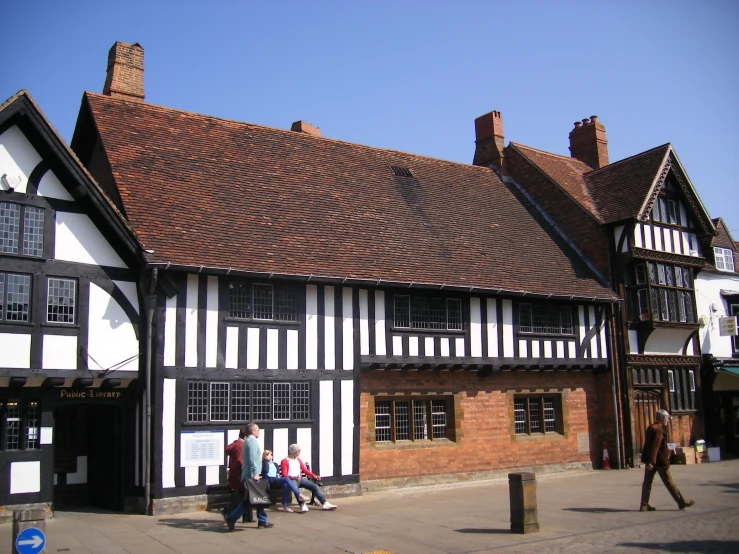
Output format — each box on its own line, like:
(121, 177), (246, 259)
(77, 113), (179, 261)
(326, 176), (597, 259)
(633, 389), (662, 464)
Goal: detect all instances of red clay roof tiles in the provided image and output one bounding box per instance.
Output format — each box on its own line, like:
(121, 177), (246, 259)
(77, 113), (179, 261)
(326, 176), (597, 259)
(80, 93), (616, 300)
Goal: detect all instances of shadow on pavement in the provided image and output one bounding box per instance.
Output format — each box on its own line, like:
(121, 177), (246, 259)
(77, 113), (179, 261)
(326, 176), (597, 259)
(157, 518), (232, 533)
(563, 508), (634, 513)
(701, 482), (739, 493)
(455, 528), (512, 534)
(619, 540), (739, 552)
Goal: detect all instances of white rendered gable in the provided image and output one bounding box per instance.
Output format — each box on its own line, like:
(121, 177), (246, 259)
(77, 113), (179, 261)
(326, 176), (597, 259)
(55, 211), (127, 268)
(0, 125), (41, 194)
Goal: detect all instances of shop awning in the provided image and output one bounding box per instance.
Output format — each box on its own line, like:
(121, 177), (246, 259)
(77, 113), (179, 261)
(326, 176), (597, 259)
(714, 366), (739, 392)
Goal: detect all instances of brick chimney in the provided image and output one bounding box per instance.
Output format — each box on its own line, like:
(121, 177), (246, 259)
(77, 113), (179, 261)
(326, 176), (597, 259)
(473, 111), (505, 172)
(290, 120), (321, 137)
(103, 42), (145, 101)
(568, 115), (608, 169)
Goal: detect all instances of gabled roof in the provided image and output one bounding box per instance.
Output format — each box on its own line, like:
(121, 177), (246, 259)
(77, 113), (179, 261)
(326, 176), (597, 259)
(510, 139), (715, 234)
(0, 90), (144, 260)
(712, 218), (737, 251)
(585, 144), (671, 224)
(72, 92), (617, 301)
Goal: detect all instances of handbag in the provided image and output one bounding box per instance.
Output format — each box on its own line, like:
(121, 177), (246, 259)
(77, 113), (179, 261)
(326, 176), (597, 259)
(245, 478), (272, 507)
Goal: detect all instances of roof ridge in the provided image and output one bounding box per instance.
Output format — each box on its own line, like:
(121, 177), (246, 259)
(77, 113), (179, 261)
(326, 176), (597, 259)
(588, 143), (671, 175)
(84, 92), (491, 173)
(509, 141), (588, 165)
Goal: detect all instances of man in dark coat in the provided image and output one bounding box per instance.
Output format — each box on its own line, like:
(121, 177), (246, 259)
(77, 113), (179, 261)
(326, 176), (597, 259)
(640, 409), (695, 511)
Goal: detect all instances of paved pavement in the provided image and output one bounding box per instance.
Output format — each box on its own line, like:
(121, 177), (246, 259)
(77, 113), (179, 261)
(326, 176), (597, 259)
(3, 460), (739, 554)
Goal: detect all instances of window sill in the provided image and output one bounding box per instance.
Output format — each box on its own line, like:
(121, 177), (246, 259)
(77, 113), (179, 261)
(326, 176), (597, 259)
(391, 328), (465, 335)
(223, 318), (299, 327)
(371, 438), (456, 450)
(512, 432), (564, 442)
(41, 322), (79, 330)
(517, 333), (576, 338)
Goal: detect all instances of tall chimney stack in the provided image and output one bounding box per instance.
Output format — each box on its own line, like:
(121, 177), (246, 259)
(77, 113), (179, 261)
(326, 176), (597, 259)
(473, 110), (505, 172)
(568, 115), (608, 169)
(103, 42), (145, 102)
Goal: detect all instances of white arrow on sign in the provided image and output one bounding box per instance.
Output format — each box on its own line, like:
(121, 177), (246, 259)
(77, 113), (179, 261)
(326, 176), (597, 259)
(17, 535), (43, 548)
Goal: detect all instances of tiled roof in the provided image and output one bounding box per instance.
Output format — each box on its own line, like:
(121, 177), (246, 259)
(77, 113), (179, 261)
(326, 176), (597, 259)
(509, 143), (601, 221)
(712, 218), (737, 251)
(584, 144), (671, 224)
(80, 93), (616, 300)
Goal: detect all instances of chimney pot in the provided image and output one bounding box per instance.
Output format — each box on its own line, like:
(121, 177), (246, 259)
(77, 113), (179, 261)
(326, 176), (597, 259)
(290, 120), (321, 137)
(569, 115), (609, 169)
(103, 42), (145, 101)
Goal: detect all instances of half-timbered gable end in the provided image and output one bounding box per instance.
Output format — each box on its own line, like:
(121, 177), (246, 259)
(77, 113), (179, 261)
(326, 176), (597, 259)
(70, 42), (619, 514)
(482, 111), (717, 468)
(0, 91), (144, 516)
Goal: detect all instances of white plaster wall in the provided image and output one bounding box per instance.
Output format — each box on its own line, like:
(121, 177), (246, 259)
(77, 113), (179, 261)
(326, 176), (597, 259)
(359, 289), (369, 355)
(55, 212), (127, 268)
(246, 327), (259, 369)
(42, 334), (77, 369)
(341, 380), (354, 475)
(374, 290), (386, 356)
(644, 328), (694, 355)
(470, 297), (482, 357)
(486, 298), (498, 357)
(696, 271), (739, 357)
(205, 276), (218, 368)
(66, 456), (88, 485)
(225, 326), (238, 369)
(0, 333), (31, 368)
(113, 280), (139, 315)
(318, 380), (334, 478)
(296, 428), (312, 468)
(306, 284), (318, 368)
(408, 336), (418, 356)
(10, 461), (40, 494)
(287, 329), (298, 369)
(0, 125), (41, 194)
(266, 328), (279, 369)
(628, 329), (640, 354)
(37, 170), (73, 200)
(502, 299), (513, 357)
(324, 286), (335, 369)
(272, 428), (289, 462)
(184, 275), (198, 367)
(342, 287), (354, 370)
(87, 283), (138, 372)
(162, 378), (176, 488)
(163, 294), (177, 366)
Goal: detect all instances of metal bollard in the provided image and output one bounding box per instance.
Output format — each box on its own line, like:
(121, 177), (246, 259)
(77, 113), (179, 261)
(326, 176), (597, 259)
(508, 472), (539, 534)
(12, 509), (46, 554)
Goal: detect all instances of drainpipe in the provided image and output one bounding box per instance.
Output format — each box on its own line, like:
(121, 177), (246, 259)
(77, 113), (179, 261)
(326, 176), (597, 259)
(606, 305), (623, 469)
(144, 267), (158, 514)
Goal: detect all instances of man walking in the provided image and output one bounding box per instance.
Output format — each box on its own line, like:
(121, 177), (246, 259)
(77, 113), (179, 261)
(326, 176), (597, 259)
(223, 427), (250, 522)
(640, 409), (695, 511)
(225, 422), (273, 530)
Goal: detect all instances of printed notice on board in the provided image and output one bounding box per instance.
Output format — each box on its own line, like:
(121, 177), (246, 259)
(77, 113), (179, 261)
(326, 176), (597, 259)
(180, 431), (224, 467)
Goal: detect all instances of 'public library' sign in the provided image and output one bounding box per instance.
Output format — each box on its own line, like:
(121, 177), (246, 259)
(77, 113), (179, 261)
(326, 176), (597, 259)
(59, 390), (123, 399)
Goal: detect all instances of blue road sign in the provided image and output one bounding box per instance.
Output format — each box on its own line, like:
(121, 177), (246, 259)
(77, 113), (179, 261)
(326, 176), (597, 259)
(15, 527), (45, 554)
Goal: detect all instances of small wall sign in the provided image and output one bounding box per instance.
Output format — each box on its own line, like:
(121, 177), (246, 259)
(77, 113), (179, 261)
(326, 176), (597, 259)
(180, 431), (224, 467)
(719, 316), (737, 337)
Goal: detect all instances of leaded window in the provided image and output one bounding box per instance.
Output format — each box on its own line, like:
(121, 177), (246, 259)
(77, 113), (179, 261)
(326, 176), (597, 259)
(626, 263), (696, 323)
(187, 380), (311, 423)
(374, 397), (453, 443)
(513, 396), (562, 435)
(0, 202), (44, 257)
(0, 273), (31, 322)
(228, 281), (298, 322)
(0, 400), (41, 451)
(47, 278), (76, 324)
(668, 368), (696, 412)
(519, 304), (573, 335)
(394, 295), (463, 331)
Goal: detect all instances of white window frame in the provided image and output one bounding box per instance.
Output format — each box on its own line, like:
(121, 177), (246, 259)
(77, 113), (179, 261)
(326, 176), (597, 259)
(714, 247), (735, 272)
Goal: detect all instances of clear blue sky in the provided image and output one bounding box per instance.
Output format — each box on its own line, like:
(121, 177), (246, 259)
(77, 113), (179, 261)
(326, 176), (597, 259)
(2, 1), (738, 234)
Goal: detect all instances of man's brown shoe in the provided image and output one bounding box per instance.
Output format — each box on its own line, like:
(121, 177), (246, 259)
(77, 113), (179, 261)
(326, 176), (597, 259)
(258, 521), (274, 528)
(639, 504), (656, 512)
(679, 500), (695, 510)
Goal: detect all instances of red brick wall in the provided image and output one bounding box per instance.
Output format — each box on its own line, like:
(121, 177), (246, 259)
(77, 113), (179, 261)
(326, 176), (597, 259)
(505, 147), (612, 279)
(359, 369), (617, 481)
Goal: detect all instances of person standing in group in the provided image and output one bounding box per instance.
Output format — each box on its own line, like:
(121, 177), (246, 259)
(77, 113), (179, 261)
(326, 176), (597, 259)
(640, 409), (695, 511)
(281, 444), (337, 511)
(223, 427), (250, 522)
(225, 422), (274, 530)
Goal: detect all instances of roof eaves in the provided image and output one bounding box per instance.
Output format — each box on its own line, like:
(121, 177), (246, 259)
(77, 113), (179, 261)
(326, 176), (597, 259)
(667, 147), (717, 236)
(147, 262), (620, 303)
